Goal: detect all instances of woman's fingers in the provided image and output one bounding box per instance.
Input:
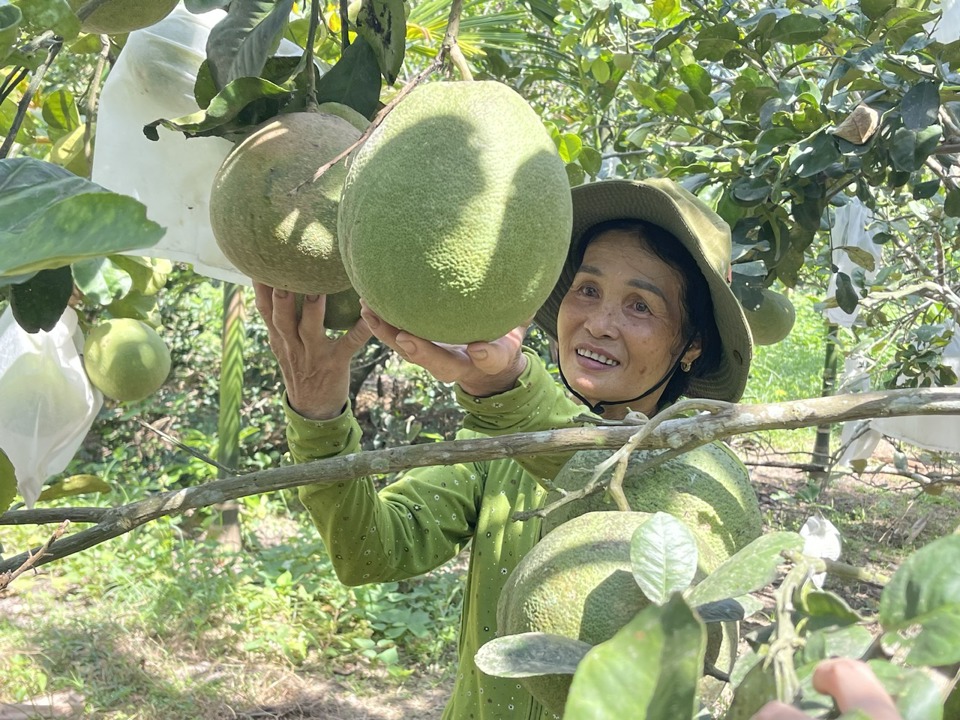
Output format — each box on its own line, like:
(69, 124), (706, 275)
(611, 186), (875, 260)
(750, 701), (810, 720)
(813, 659), (900, 720)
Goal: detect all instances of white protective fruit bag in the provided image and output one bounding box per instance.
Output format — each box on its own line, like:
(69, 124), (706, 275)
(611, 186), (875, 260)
(0, 307), (103, 507)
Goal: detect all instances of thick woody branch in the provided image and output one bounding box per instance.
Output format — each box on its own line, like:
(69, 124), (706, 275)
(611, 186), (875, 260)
(1, 387), (959, 574)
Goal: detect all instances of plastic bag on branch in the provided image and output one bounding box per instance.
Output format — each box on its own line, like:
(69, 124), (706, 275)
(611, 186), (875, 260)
(824, 199), (882, 328)
(91, 4), (244, 284)
(0, 307), (103, 508)
(838, 327), (960, 463)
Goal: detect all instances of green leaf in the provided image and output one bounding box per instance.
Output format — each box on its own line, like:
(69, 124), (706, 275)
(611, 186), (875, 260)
(557, 133), (582, 163)
(40, 89), (80, 140)
(839, 246), (877, 272)
(901, 81), (941, 130)
(2, 193), (165, 276)
(0, 449), (16, 516)
(313, 36), (382, 119)
(861, 0), (896, 20)
(0, 4), (22, 64)
(867, 660), (943, 720)
(725, 660), (778, 720)
(205, 0), (295, 89)
(755, 127), (800, 156)
(72, 256), (133, 306)
(769, 14), (827, 45)
(564, 594), (705, 719)
(693, 22), (740, 62)
(355, 0), (407, 85)
(834, 272), (859, 314)
(944, 188), (960, 217)
(679, 63), (711, 95)
(578, 146), (602, 176)
(9, 266), (73, 334)
(686, 532), (804, 607)
(630, 512), (699, 606)
(13, 0), (79, 40)
(879, 534), (960, 663)
(0, 157), (97, 235)
(144, 75), (293, 140)
(788, 132), (840, 177)
(473, 632), (591, 678)
(890, 126), (942, 172)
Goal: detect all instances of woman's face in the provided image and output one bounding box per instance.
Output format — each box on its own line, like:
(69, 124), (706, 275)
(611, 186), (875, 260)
(556, 229), (702, 418)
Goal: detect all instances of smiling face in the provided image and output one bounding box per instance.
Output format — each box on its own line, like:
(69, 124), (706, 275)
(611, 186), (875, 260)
(556, 229), (702, 418)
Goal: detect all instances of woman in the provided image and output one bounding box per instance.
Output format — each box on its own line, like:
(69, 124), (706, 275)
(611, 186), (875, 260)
(255, 178), (755, 719)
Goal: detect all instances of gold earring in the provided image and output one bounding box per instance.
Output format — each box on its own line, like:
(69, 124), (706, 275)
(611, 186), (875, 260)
(680, 360), (692, 373)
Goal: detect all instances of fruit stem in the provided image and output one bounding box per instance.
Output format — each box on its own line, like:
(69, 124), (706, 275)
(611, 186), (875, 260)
(304, 0), (323, 112)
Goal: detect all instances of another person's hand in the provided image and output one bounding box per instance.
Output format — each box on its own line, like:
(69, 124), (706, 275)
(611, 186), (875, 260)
(360, 302), (528, 398)
(254, 283), (372, 420)
(751, 658), (901, 720)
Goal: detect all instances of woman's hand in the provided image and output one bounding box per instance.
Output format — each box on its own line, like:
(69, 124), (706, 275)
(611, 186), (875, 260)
(750, 658), (901, 720)
(254, 283), (372, 420)
(360, 302), (528, 397)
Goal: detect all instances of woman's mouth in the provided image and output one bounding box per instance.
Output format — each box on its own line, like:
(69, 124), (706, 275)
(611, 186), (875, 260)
(576, 348), (619, 367)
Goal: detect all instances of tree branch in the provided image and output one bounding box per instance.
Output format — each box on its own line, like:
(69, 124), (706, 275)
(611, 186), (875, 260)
(1, 387), (959, 574)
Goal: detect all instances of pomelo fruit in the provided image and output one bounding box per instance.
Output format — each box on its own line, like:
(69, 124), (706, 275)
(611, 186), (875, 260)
(83, 318), (171, 402)
(744, 288), (796, 346)
(543, 442), (763, 560)
(294, 287), (362, 332)
(497, 511), (735, 716)
(337, 80), (573, 344)
(210, 111), (362, 295)
(69, 0), (179, 35)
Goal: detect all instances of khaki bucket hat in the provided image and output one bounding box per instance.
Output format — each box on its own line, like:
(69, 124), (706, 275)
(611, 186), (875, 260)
(534, 178), (753, 403)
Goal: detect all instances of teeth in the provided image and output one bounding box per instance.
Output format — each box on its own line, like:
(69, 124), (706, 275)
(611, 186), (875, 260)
(577, 348), (618, 366)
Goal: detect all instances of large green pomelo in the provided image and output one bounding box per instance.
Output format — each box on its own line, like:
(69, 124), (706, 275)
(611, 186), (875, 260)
(69, 0), (179, 35)
(543, 442), (763, 560)
(744, 288), (796, 346)
(497, 511), (734, 716)
(210, 112), (362, 295)
(337, 80), (573, 344)
(83, 318), (171, 402)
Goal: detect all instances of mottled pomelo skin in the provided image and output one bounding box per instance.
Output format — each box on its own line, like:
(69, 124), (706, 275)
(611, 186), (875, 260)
(210, 112), (362, 295)
(338, 80), (573, 344)
(69, 0), (179, 35)
(543, 442), (763, 561)
(497, 511), (733, 716)
(744, 288), (796, 346)
(83, 318), (171, 402)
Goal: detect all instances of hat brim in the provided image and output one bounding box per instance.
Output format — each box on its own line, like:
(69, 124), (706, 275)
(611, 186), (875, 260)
(533, 179), (753, 403)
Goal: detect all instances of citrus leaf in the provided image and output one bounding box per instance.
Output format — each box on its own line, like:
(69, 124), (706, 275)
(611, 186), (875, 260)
(314, 36), (382, 118)
(769, 14), (827, 45)
(0, 448), (16, 516)
(355, 0), (407, 85)
(0, 192), (165, 278)
(15, 0), (79, 40)
(37, 474), (110, 502)
(41, 88), (80, 140)
(557, 132), (582, 163)
(901, 80), (940, 130)
(861, 0), (895, 20)
(686, 531), (804, 607)
(474, 633), (591, 678)
(205, 0), (295, 89)
(144, 75), (293, 140)
(834, 271), (859, 314)
(867, 660), (943, 720)
(9, 266), (73, 334)
(839, 245), (877, 272)
(72, 256), (133, 306)
(725, 660), (778, 720)
(0, 157), (100, 235)
(578, 146), (602, 175)
(564, 594), (705, 719)
(630, 512), (699, 605)
(0, 5), (22, 65)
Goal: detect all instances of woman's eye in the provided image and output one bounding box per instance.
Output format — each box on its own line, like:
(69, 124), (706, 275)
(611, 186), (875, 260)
(576, 283), (598, 297)
(632, 300), (649, 313)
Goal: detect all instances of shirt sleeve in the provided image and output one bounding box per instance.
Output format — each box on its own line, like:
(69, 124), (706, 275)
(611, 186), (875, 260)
(455, 348), (584, 481)
(284, 393), (484, 586)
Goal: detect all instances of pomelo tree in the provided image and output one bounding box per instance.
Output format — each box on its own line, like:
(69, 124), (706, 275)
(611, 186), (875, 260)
(1, 0), (960, 717)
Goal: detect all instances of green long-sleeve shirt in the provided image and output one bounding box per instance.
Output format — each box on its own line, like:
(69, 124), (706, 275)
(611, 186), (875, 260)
(287, 350), (579, 720)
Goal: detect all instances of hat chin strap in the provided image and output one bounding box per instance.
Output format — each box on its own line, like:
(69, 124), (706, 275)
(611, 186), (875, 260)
(558, 336), (695, 416)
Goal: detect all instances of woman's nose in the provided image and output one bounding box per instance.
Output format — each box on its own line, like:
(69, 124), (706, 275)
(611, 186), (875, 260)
(583, 303), (619, 338)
